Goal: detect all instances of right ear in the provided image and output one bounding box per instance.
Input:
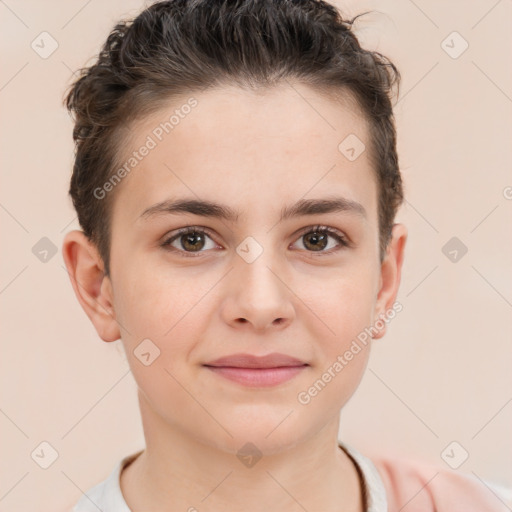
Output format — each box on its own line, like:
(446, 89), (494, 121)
(61, 230), (121, 342)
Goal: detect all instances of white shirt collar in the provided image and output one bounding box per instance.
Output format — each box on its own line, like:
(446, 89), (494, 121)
(341, 443), (388, 512)
(73, 443), (387, 511)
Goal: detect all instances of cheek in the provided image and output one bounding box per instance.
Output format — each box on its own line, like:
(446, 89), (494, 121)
(300, 266), (377, 347)
(295, 275), (375, 411)
(114, 269), (209, 412)
(113, 260), (211, 341)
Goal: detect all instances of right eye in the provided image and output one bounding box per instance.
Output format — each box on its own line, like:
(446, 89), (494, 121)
(160, 226), (222, 257)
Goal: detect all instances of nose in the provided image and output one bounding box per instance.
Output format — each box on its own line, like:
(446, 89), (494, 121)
(220, 250), (295, 333)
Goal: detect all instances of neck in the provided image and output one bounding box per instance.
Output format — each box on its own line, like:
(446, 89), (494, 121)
(120, 395), (364, 512)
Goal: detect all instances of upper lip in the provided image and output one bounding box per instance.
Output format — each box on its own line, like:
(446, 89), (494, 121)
(204, 352), (308, 369)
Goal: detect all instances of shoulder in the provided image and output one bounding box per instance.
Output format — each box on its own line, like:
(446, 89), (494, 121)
(371, 454), (511, 512)
(62, 476), (111, 512)
(60, 451), (142, 512)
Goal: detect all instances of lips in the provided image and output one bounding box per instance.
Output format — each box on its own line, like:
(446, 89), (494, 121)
(204, 352), (308, 369)
(203, 353), (309, 387)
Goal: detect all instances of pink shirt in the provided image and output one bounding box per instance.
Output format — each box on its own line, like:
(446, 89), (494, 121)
(66, 443), (511, 511)
(371, 453), (511, 511)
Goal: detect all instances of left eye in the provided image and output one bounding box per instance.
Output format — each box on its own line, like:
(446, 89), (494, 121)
(290, 225), (349, 253)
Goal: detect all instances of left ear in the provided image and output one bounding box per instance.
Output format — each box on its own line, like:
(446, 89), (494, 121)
(372, 223), (407, 340)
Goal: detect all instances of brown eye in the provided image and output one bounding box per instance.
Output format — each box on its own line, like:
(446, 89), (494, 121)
(180, 232), (206, 252)
(302, 231), (329, 251)
(292, 225), (349, 254)
(161, 227), (218, 256)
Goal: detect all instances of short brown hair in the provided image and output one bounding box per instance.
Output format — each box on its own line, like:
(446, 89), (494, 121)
(64, 0), (403, 277)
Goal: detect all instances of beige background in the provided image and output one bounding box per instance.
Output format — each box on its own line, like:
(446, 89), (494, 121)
(1, 1), (511, 511)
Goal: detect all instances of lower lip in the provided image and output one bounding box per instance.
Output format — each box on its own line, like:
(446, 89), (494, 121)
(204, 365), (307, 387)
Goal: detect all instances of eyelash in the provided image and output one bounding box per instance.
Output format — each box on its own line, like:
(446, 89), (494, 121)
(160, 224), (349, 258)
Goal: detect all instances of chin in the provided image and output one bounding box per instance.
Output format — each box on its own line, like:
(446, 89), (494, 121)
(198, 412), (313, 458)
(207, 432), (303, 459)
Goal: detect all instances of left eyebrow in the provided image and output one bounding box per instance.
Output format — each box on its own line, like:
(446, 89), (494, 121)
(280, 197), (367, 221)
(138, 196), (367, 223)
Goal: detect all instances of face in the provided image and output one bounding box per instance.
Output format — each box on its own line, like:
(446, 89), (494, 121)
(64, 82), (406, 456)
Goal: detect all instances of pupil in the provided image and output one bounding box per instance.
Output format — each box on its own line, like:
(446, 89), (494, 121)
(183, 233), (204, 251)
(305, 232), (327, 251)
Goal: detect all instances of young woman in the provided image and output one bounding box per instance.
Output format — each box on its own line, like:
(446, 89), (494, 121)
(61, 1), (509, 510)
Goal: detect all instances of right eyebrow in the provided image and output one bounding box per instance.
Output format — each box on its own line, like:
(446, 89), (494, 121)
(139, 198), (239, 222)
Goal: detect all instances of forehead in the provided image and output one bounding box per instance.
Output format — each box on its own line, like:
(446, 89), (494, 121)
(111, 82), (377, 225)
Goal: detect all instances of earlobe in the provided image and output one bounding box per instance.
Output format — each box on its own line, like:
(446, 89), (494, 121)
(61, 230), (121, 342)
(372, 223), (407, 340)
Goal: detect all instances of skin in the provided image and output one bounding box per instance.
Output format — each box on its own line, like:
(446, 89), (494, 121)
(62, 81), (407, 512)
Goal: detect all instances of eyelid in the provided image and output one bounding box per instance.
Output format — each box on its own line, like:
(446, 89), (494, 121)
(293, 224), (348, 243)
